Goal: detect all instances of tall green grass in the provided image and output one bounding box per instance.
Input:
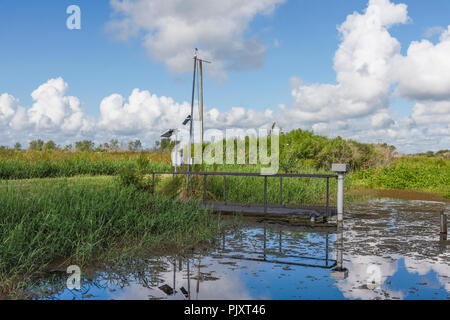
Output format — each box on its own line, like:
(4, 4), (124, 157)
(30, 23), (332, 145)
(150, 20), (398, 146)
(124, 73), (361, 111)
(0, 156), (172, 180)
(0, 178), (220, 296)
(351, 157), (450, 195)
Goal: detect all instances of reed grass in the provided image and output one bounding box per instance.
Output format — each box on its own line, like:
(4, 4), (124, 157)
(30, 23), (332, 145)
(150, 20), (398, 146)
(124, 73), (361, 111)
(0, 151), (172, 180)
(0, 177), (221, 296)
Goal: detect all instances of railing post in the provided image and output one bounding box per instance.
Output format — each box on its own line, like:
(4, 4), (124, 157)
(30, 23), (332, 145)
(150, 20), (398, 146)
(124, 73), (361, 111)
(264, 176), (268, 213)
(337, 174), (344, 222)
(152, 173), (155, 195)
(326, 177), (329, 217)
(223, 175), (226, 204)
(279, 177), (283, 205)
(441, 211), (448, 235)
(203, 174), (206, 203)
(332, 164), (349, 223)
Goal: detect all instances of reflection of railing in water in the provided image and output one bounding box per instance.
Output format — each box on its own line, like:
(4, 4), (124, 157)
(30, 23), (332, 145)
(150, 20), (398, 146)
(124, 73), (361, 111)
(440, 211), (449, 245)
(212, 223), (337, 269)
(151, 171), (338, 218)
(330, 224), (348, 279)
(155, 224), (349, 300)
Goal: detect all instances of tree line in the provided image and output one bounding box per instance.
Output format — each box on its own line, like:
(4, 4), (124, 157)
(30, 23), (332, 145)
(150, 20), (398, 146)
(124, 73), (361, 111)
(6, 139), (144, 152)
(3, 138), (178, 153)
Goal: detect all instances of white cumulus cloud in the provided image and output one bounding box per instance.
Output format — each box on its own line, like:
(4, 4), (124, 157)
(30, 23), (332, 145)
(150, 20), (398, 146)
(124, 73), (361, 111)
(0, 93), (19, 125)
(106, 0), (285, 79)
(393, 26), (450, 101)
(27, 77), (93, 133)
(284, 0), (408, 124)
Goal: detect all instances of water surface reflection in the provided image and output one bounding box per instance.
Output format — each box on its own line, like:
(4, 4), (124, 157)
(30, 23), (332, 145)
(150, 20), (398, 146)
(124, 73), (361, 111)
(37, 198), (449, 300)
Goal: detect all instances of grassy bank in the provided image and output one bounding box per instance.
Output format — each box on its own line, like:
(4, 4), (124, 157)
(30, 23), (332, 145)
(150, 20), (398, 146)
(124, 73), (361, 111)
(351, 157), (450, 197)
(0, 150), (172, 180)
(0, 177), (221, 297)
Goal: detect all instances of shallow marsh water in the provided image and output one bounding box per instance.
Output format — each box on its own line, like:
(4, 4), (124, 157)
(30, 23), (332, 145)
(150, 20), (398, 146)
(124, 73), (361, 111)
(35, 197), (449, 300)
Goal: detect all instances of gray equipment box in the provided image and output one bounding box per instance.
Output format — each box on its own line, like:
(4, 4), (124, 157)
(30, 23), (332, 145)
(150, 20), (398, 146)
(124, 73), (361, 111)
(331, 163), (349, 173)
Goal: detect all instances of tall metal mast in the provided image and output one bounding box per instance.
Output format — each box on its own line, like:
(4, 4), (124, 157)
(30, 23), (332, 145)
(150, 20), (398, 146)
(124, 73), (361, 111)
(187, 49), (198, 184)
(187, 49), (210, 188)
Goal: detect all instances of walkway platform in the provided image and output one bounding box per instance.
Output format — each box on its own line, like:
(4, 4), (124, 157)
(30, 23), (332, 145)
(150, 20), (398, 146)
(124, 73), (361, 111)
(203, 201), (336, 220)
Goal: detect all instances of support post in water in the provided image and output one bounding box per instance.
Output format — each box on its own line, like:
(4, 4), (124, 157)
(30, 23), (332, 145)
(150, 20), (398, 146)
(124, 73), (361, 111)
(441, 211), (448, 235)
(332, 164), (349, 223)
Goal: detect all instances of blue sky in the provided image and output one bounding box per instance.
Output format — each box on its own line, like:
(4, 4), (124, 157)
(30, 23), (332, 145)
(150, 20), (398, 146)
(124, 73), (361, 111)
(0, 0), (449, 152)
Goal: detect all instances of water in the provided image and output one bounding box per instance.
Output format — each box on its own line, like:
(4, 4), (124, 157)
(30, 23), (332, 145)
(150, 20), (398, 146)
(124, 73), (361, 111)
(35, 198), (449, 300)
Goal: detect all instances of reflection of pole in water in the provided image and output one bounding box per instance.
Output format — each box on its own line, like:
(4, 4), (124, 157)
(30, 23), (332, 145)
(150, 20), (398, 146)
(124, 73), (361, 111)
(279, 231), (282, 254)
(187, 258), (191, 300)
(330, 223), (348, 279)
(263, 223), (267, 261)
(325, 232), (329, 267)
(196, 257), (200, 299)
(173, 259), (176, 295)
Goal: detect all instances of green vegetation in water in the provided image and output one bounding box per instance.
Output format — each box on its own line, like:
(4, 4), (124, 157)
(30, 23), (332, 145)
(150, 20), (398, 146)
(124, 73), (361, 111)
(0, 177), (221, 297)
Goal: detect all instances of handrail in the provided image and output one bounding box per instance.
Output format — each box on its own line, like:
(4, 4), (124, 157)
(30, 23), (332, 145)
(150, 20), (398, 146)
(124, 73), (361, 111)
(150, 171), (338, 179)
(150, 170), (336, 217)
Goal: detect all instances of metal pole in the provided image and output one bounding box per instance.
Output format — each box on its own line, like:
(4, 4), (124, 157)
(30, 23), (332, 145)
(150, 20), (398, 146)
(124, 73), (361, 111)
(264, 176), (268, 213)
(187, 50), (198, 187)
(279, 177), (283, 205)
(203, 174), (206, 203)
(175, 130), (178, 174)
(441, 211), (448, 235)
(152, 173), (155, 195)
(337, 174), (344, 222)
(199, 60), (204, 148)
(223, 175), (226, 204)
(326, 177), (329, 217)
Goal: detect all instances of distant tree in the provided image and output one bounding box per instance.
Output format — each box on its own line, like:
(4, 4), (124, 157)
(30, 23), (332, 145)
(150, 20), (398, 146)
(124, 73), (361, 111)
(43, 140), (57, 151)
(128, 139), (143, 151)
(29, 139), (44, 151)
(75, 140), (95, 152)
(63, 144), (73, 151)
(14, 142), (22, 150)
(109, 139), (119, 152)
(436, 150), (450, 158)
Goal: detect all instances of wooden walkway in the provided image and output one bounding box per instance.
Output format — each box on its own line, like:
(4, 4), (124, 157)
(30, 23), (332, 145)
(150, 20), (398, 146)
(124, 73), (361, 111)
(203, 201), (336, 219)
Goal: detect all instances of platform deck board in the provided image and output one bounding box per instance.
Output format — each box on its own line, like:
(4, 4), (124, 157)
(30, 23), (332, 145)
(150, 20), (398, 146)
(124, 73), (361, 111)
(202, 201), (336, 218)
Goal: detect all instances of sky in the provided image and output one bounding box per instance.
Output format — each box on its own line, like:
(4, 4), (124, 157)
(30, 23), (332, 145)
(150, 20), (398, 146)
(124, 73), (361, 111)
(0, 0), (449, 153)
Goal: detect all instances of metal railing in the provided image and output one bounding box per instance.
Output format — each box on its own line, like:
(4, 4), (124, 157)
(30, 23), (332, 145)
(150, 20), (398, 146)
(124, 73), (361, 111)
(151, 171), (338, 216)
